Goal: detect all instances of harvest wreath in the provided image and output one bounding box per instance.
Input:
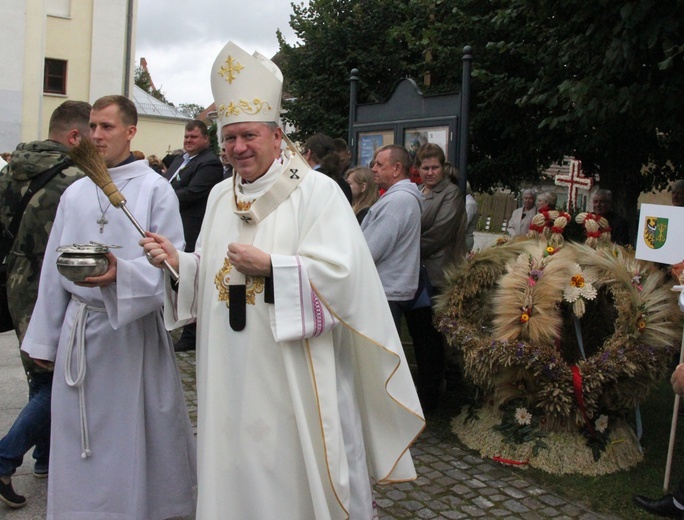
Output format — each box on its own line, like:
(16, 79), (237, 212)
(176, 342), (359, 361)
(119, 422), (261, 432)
(434, 213), (680, 475)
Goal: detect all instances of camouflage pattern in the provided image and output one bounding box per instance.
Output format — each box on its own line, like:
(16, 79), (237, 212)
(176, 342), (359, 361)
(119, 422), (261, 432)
(0, 140), (84, 374)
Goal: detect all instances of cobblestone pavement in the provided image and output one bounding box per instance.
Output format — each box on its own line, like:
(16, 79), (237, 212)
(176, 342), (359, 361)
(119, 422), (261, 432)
(174, 351), (622, 520)
(3, 328), (622, 519)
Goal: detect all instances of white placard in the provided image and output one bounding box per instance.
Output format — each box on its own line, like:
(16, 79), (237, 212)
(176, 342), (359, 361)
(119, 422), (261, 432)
(635, 203), (684, 264)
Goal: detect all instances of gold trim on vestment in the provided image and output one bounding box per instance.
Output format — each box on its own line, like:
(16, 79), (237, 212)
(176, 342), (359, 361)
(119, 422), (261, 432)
(303, 337), (349, 517)
(309, 282), (426, 485)
(214, 257), (264, 306)
(217, 99), (273, 119)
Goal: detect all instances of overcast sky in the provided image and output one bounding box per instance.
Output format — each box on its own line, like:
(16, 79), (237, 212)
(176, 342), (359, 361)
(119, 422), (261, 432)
(135, 1), (306, 108)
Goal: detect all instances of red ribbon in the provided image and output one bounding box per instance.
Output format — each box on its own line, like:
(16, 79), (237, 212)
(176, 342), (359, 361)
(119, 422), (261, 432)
(492, 456), (529, 466)
(571, 365), (594, 435)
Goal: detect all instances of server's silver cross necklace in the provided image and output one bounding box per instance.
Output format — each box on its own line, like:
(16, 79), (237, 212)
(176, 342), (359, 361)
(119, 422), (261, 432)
(96, 180), (132, 233)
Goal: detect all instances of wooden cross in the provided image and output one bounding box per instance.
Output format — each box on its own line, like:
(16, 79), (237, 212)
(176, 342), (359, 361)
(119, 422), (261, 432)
(554, 158), (593, 210)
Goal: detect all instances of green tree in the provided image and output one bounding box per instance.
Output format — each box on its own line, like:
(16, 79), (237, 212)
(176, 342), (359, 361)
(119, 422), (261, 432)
(279, 0), (684, 224)
(178, 103), (205, 119)
(477, 0), (684, 222)
(277, 0), (421, 142)
(134, 65), (171, 105)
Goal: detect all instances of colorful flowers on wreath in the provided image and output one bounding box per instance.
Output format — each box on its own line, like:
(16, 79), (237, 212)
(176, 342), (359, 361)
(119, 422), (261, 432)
(563, 263), (597, 318)
(595, 414), (609, 434)
(520, 306), (532, 323)
(515, 407), (533, 425)
(528, 269), (544, 287)
(493, 399), (550, 455)
(543, 245), (558, 257)
(636, 313), (647, 332)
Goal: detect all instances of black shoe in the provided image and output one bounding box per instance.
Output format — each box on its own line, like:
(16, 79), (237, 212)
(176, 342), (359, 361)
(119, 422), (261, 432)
(634, 494), (684, 518)
(174, 338), (195, 352)
(0, 478), (27, 509)
(33, 465), (48, 479)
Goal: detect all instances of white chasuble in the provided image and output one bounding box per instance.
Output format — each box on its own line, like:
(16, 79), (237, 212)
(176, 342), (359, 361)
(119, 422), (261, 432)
(166, 153), (425, 519)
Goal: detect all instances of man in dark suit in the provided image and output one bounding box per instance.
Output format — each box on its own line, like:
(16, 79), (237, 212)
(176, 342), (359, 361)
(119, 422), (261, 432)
(166, 120), (223, 351)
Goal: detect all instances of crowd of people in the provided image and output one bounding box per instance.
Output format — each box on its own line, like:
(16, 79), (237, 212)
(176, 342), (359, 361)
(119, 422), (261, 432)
(0, 39), (682, 520)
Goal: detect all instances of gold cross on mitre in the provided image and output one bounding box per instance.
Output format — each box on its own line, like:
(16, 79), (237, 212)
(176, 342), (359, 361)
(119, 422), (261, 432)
(218, 55), (244, 84)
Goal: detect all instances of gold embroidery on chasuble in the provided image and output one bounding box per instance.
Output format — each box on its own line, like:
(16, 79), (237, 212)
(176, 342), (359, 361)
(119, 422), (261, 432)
(236, 199), (253, 212)
(214, 258), (265, 307)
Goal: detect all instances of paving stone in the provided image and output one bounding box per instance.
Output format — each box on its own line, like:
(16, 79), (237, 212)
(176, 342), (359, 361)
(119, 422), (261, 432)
(422, 483), (448, 495)
(522, 496), (545, 510)
(385, 489), (408, 501)
(472, 495), (494, 509)
(540, 494), (569, 507)
(503, 498), (532, 513)
(460, 504), (488, 517)
(441, 511), (469, 520)
(560, 503), (583, 516)
(478, 487), (500, 497)
(173, 350), (628, 520)
(408, 489), (433, 502)
(489, 508), (515, 517)
(399, 500), (424, 512)
(416, 508), (439, 519)
(446, 468), (469, 480)
(465, 478), (487, 489)
(503, 486), (528, 499)
(394, 482), (415, 491)
(435, 475), (458, 487)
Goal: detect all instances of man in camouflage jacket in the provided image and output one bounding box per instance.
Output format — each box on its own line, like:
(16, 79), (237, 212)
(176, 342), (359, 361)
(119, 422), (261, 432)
(0, 100), (90, 509)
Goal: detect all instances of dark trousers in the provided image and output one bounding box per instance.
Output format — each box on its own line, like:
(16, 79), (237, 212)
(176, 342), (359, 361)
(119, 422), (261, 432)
(0, 371), (52, 476)
(405, 306), (445, 411)
(179, 323), (196, 348)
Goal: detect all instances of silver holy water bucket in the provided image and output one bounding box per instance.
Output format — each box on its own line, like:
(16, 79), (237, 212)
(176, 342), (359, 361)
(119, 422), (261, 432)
(55, 243), (119, 282)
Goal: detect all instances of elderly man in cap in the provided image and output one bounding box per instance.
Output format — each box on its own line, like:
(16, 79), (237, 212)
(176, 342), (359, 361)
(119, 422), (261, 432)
(141, 42), (424, 519)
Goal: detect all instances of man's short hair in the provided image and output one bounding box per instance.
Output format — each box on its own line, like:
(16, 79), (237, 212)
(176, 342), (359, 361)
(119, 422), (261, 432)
(332, 138), (349, 153)
(185, 119), (209, 136)
(522, 188), (537, 198)
(376, 144), (411, 175)
(48, 100), (92, 135)
(92, 95), (138, 126)
(304, 133), (336, 164)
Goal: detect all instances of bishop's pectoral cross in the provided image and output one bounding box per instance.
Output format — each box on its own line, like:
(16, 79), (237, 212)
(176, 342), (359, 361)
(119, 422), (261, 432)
(97, 216), (108, 233)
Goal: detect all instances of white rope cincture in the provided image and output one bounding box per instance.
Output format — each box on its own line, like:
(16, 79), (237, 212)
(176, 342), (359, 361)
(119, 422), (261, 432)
(64, 296), (105, 459)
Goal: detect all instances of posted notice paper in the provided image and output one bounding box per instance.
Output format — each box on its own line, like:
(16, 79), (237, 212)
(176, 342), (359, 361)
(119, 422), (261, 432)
(635, 203), (684, 265)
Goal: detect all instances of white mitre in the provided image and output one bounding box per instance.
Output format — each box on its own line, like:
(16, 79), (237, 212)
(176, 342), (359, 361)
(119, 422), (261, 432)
(210, 41), (283, 127)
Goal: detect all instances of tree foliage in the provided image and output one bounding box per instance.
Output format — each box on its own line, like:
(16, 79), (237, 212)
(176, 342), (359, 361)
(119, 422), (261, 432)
(178, 103), (205, 119)
(278, 0), (684, 221)
(134, 66), (171, 105)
